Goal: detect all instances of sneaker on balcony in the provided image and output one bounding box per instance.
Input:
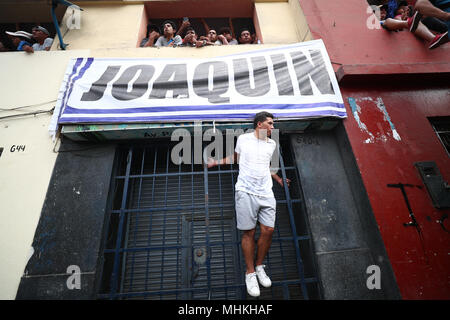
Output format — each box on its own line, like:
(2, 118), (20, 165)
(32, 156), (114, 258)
(256, 265), (272, 288)
(429, 31), (449, 49)
(245, 272), (260, 297)
(407, 11), (422, 33)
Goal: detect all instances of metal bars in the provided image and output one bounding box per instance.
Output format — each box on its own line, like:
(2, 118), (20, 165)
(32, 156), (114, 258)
(98, 137), (319, 300)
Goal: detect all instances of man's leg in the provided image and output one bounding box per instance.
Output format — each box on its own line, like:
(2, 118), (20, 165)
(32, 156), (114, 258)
(415, 21), (438, 41)
(241, 228), (256, 274)
(415, 0), (450, 21)
(255, 224), (274, 267)
(241, 228), (261, 297)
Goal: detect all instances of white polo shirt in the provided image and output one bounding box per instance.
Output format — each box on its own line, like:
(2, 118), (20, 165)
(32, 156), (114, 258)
(235, 132), (277, 198)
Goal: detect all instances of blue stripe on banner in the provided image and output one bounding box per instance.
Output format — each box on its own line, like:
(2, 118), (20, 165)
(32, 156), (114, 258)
(62, 102), (345, 114)
(59, 58), (84, 119)
(58, 110), (347, 123)
(65, 58), (94, 106)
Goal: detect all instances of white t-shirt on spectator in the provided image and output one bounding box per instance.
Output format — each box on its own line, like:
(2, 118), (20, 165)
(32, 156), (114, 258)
(32, 38), (53, 51)
(235, 132), (277, 198)
(155, 35), (182, 47)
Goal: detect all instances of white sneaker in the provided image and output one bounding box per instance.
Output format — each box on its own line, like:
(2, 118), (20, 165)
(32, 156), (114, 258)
(245, 272), (260, 297)
(256, 265), (272, 288)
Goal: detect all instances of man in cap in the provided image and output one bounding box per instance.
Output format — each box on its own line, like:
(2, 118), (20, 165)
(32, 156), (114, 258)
(5, 31), (33, 52)
(31, 26), (53, 51)
(154, 20), (183, 47)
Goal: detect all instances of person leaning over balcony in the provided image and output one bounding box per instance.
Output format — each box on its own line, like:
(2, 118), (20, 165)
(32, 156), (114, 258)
(218, 27), (238, 45)
(140, 23), (160, 47)
(31, 26), (53, 51)
(154, 20), (183, 47)
(415, 0), (450, 47)
(180, 26), (209, 48)
(394, 1), (411, 19)
(5, 31), (33, 52)
(198, 29), (221, 46)
(238, 28), (254, 44)
(377, 4), (449, 48)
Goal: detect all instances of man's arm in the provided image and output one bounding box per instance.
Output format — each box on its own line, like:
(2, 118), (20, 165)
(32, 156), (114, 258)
(177, 20), (191, 36)
(207, 152), (238, 168)
(217, 34), (229, 45)
(143, 31), (159, 47)
(271, 173), (291, 188)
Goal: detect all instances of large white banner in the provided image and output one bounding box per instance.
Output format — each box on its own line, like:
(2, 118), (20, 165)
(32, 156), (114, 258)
(50, 40), (345, 135)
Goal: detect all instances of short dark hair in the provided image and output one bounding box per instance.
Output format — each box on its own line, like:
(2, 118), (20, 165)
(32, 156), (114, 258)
(146, 23), (160, 37)
(162, 20), (177, 31)
(219, 27), (231, 35)
(253, 111), (274, 129)
(185, 26), (195, 33)
(239, 27), (251, 37)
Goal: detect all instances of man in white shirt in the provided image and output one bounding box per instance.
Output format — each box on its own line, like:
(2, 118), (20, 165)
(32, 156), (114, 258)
(207, 111), (290, 297)
(154, 20), (183, 47)
(31, 26), (53, 51)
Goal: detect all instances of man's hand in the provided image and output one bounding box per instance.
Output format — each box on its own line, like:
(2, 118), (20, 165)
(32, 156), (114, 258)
(149, 31), (160, 40)
(23, 44), (34, 53)
(206, 157), (217, 168)
(143, 31), (160, 47)
(273, 174), (291, 188)
(217, 34), (228, 45)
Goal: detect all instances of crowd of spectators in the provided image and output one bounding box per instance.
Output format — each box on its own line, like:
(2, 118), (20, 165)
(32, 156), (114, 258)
(140, 18), (259, 48)
(374, 0), (449, 49)
(2, 26), (53, 53)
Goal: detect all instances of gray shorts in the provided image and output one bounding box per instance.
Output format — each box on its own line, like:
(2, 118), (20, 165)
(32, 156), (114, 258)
(235, 190), (276, 230)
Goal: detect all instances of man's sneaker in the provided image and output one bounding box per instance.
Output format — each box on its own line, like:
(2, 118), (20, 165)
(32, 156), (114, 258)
(408, 11), (422, 33)
(429, 31), (449, 49)
(255, 265), (272, 288)
(245, 272), (260, 297)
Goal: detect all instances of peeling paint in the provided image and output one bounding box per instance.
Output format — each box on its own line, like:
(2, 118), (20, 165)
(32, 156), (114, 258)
(348, 97), (401, 144)
(374, 97), (401, 141)
(348, 97), (375, 143)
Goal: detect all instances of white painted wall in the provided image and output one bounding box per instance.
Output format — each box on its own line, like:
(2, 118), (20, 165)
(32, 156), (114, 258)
(0, 50), (89, 299)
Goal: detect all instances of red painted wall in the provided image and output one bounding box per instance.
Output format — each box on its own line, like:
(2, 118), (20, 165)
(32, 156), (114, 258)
(341, 84), (450, 299)
(300, 0), (450, 299)
(300, 0), (450, 74)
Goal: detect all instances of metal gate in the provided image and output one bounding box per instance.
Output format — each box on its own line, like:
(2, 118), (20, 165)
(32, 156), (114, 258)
(97, 137), (320, 299)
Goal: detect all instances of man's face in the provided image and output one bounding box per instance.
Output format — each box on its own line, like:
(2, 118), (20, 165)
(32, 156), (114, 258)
(32, 29), (46, 41)
(208, 29), (217, 42)
(258, 117), (274, 137)
(11, 36), (20, 46)
(400, 6), (409, 18)
(380, 8), (387, 20)
(163, 23), (174, 36)
(239, 30), (252, 44)
(222, 32), (232, 41)
(186, 29), (197, 40)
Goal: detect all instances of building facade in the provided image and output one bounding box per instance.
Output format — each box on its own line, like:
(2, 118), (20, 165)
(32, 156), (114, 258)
(0, 0), (448, 300)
